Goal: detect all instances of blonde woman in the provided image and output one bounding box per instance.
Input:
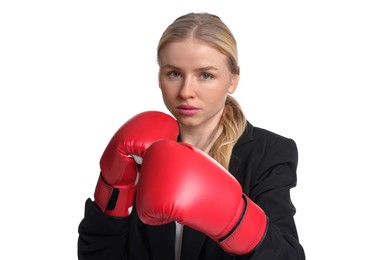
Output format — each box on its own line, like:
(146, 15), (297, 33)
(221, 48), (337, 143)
(78, 12), (305, 260)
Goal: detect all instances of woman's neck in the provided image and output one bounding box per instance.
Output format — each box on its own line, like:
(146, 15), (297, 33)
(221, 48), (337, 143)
(179, 125), (222, 154)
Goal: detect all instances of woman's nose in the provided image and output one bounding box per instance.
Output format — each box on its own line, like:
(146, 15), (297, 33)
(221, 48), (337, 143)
(178, 77), (195, 98)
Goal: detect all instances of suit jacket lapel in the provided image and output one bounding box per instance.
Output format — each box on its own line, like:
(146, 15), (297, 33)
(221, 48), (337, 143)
(146, 222), (176, 259)
(181, 226), (207, 260)
(230, 121), (252, 178)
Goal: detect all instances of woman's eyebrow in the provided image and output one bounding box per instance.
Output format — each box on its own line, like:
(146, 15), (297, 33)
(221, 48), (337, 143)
(195, 66), (219, 72)
(161, 64), (179, 70)
(161, 64), (219, 72)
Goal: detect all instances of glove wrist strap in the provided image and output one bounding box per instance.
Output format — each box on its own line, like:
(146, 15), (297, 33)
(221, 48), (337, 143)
(219, 194), (268, 255)
(94, 174), (135, 217)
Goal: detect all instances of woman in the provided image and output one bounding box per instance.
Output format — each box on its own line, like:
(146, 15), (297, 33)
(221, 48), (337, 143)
(78, 12), (305, 259)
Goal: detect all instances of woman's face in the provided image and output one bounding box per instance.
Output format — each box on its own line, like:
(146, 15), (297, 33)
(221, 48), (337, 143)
(158, 39), (239, 130)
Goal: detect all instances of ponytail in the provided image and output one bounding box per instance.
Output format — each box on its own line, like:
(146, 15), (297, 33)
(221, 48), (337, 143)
(209, 95), (247, 170)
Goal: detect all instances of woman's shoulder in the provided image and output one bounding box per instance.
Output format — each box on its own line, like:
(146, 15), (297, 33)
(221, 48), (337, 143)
(232, 121), (299, 188)
(233, 121), (298, 168)
(239, 121), (297, 148)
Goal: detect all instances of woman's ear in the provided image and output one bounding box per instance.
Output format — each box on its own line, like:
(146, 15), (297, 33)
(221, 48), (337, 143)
(228, 73), (240, 94)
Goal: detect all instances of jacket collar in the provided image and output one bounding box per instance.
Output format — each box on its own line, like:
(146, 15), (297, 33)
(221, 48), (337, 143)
(235, 121), (254, 148)
(229, 121), (253, 176)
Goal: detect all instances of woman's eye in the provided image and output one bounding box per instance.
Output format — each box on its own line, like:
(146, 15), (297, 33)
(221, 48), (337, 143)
(169, 71), (181, 78)
(201, 73), (212, 80)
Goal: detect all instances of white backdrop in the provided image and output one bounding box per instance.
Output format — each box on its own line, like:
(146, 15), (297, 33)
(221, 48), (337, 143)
(1, 1), (389, 259)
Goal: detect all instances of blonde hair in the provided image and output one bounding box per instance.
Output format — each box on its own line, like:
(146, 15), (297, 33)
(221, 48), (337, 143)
(158, 13), (247, 169)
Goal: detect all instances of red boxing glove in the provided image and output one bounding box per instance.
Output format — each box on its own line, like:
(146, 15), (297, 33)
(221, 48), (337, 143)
(94, 111), (179, 217)
(136, 139), (268, 255)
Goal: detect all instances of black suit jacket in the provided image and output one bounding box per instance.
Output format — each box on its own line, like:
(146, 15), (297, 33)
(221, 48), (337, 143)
(78, 122), (305, 259)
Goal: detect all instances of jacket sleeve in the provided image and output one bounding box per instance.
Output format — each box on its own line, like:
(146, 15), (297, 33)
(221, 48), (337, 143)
(245, 138), (305, 260)
(77, 198), (130, 260)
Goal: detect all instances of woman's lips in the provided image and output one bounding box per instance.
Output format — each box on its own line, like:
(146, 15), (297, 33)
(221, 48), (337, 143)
(176, 105), (200, 116)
